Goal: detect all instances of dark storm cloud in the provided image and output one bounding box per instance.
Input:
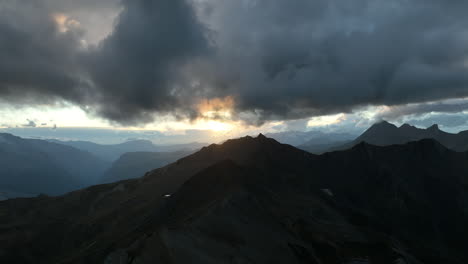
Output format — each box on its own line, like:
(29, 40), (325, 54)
(0, 0), (208, 124)
(201, 0), (468, 123)
(376, 99), (468, 121)
(1, 0), (468, 125)
(0, 1), (87, 104)
(85, 0), (209, 124)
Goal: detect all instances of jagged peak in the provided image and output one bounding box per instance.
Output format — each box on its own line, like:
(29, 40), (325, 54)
(399, 123), (415, 129)
(199, 134), (281, 153)
(376, 120), (391, 125)
(359, 121), (398, 136)
(427, 124), (440, 131)
(175, 132), (306, 170)
(371, 120), (397, 129)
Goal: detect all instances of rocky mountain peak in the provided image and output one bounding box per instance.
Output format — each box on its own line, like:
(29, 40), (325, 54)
(428, 124), (440, 131)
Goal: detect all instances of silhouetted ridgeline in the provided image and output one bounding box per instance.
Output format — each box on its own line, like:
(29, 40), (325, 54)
(300, 121), (468, 153)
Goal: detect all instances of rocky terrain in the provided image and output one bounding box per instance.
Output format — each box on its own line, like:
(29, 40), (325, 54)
(0, 134), (467, 263)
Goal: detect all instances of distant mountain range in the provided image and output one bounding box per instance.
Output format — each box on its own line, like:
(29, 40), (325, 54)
(49, 139), (206, 162)
(100, 151), (193, 183)
(1, 134), (467, 263)
(4, 121), (468, 198)
(0, 134), (205, 197)
(0, 133), (109, 196)
(331, 121), (468, 152)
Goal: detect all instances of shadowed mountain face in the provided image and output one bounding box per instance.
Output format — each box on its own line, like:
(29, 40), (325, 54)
(100, 151), (193, 183)
(0, 135), (467, 263)
(334, 121), (468, 152)
(49, 139), (206, 162)
(0, 133), (109, 196)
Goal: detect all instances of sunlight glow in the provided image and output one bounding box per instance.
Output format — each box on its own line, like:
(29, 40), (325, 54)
(52, 13), (81, 33)
(307, 113), (346, 127)
(0, 103), (109, 129)
(196, 120), (234, 132)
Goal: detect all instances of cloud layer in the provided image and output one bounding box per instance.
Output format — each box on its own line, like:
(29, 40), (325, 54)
(1, 0), (468, 125)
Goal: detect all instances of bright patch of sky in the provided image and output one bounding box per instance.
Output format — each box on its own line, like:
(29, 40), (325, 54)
(2, 97), (468, 145)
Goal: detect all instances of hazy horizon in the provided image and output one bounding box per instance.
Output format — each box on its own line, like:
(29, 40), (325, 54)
(2, 118), (468, 145)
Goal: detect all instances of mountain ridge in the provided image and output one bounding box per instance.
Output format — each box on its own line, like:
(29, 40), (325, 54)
(1, 135), (467, 263)
(49, 139), (207, 162)
(329, 120), (468, 152)
(0, 133), (109, 196)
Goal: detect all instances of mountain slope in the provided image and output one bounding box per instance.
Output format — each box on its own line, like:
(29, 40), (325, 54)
(335, 121), (468, 152)
(100, 151), (192, 183)
(0, 133), (109, 196)
(0, 135), (467, 263)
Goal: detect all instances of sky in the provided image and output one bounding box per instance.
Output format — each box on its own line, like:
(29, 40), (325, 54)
(1, 0), (468, 144)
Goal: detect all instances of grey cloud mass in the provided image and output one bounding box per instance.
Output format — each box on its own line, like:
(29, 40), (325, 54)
(0, 0), (87, 104)
(23, 119), (37, 128)
(204, 0), (468, 121)
(1, 0), (468, 125)
(375, 99), (468, 121)
(85, 0), (209, 124)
